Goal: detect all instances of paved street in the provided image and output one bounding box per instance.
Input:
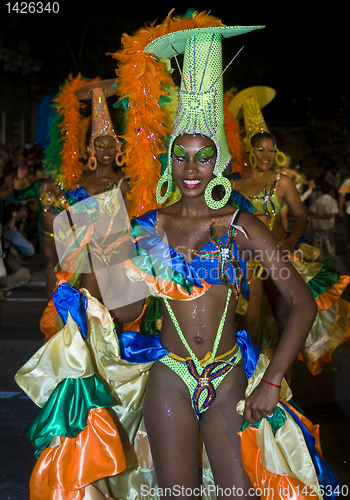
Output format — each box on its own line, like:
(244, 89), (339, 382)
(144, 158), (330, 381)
(1, 225), (350, 499)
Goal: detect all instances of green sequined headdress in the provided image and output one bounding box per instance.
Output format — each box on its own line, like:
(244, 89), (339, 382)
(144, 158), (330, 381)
(144, 26), (264, 206)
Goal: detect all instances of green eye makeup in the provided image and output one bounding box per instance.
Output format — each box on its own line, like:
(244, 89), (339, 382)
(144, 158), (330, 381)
(173, 144), (189, 159)
(194, 146), (215, 162)
(173, 144), (216, 162)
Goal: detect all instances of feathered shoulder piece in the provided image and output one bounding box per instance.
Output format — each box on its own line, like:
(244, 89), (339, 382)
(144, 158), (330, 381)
(109, 9), (225, 217)
(43, 74), (100, 190)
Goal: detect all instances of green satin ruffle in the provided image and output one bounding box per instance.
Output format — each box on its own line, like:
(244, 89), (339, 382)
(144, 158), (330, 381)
(27, 375), (114, 453)
(130, 248), (194, 294)
(141, 296), (163, 336)
(240, 406), (286, 435)
(307, 262), (339, 298)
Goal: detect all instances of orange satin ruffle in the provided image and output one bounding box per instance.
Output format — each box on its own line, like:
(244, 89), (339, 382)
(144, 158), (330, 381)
(125, 258), (212, 300)
(240, 427), (316, 499)
(29, 407), (126, 500)
(123, 300), (148, 332)
(239, 402), (322, 500)
(315, 275), (350, 311)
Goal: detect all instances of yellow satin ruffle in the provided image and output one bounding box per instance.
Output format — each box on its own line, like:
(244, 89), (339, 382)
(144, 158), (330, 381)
(240, 425), (321, 500)
(237, 353), (323, 499)
(298, 297), (350, 374)
(244, 262), (350, 373)
(289, 244), (328, 296)
(16, 291), (329, 500)
(15, 311), (95, 407)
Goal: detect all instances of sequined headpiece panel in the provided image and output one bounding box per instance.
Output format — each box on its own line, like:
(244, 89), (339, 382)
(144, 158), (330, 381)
(144, 26), (264, 177)
(76, 79), (119, 154)
(228, 86), (275, 152)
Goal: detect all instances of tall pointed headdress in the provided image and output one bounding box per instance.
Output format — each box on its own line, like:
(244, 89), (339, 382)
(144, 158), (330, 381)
(144, 26), (264, 207)
(228, 86), (275, 152)
(228, 85), (286, 167)
(76, 79), (123, 169)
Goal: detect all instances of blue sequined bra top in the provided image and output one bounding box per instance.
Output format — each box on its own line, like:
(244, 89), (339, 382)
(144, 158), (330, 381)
(129, 209), (250, 301)
(189, 210), (249, 299)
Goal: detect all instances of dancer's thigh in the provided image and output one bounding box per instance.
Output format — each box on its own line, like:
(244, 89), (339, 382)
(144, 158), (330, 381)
(200, 364), (258, 498)
(143, 361), (200, 496)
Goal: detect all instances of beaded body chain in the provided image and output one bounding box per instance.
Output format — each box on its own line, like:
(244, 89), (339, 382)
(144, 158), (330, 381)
(190, 222), (242, 298)
(163, 288), (232, 373)
(163, 288), (242, 417)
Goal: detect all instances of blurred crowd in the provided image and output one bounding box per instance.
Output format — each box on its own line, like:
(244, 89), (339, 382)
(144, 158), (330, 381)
(0, 139), (350, 298)
(0, 142), (45, 299)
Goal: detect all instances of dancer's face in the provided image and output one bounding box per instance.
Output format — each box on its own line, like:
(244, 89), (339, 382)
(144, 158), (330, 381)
(253, 137), (276, 171)
(94, 135), (117, 166)
(172, 134), (217, 197)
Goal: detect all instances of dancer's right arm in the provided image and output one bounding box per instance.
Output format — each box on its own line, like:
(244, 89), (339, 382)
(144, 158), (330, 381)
(110, 278), (148, 323)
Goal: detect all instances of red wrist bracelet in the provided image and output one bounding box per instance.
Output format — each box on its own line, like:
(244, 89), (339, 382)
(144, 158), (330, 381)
(261, 378), (281, 389)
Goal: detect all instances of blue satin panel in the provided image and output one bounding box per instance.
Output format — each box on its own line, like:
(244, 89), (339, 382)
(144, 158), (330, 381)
(118, 331), (169, 362)
(135, 235), (202, 288)
(65, 186), (89, 202)
(132, 209), (158, 229)
(230, 189), (255, 213)
(280, 401), (341, 497)
(235, 329), (261, 379)
(118, 328), (258, 371)
(53, 282), (88, 340)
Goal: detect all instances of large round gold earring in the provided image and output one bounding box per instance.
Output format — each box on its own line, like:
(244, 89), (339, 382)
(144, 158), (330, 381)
(204, 176), (232, 210)
(275, 149), (286, 167)
(115, 142), (124, 166)
(88, 154), (97, 171)
(249, 150), (257, 168)
(156, 168), (173, 204)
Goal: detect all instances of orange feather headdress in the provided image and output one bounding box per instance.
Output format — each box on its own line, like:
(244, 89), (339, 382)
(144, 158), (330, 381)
(44, 74), (101, 190)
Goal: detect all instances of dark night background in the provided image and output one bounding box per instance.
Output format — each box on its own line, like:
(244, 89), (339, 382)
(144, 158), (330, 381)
(1, 1), (348, 167)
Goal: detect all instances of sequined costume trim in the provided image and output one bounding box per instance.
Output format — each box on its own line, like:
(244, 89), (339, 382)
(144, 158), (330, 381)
(160, 288), (242, 418)
(250, 173), (281, 230)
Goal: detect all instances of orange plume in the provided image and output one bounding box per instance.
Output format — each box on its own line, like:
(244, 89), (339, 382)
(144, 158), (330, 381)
(224, 88), (249, 175)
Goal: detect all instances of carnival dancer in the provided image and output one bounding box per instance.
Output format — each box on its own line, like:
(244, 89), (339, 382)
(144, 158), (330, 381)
(38, 78), (130, 341)
(13, 74), (101, 300)
(228, 86), (350, 377)
(15, 10), (341, 500)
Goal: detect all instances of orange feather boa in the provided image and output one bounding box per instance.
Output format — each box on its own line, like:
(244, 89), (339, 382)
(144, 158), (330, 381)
(54, 74), (100, 190)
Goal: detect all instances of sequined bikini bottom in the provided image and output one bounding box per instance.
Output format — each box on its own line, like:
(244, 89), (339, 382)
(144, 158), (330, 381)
(159, 345), (242, 418)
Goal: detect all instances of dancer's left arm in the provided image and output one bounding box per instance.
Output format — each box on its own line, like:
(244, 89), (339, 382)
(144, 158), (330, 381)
(237, 213), (317, 423)
(278, 174), (307, 252)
